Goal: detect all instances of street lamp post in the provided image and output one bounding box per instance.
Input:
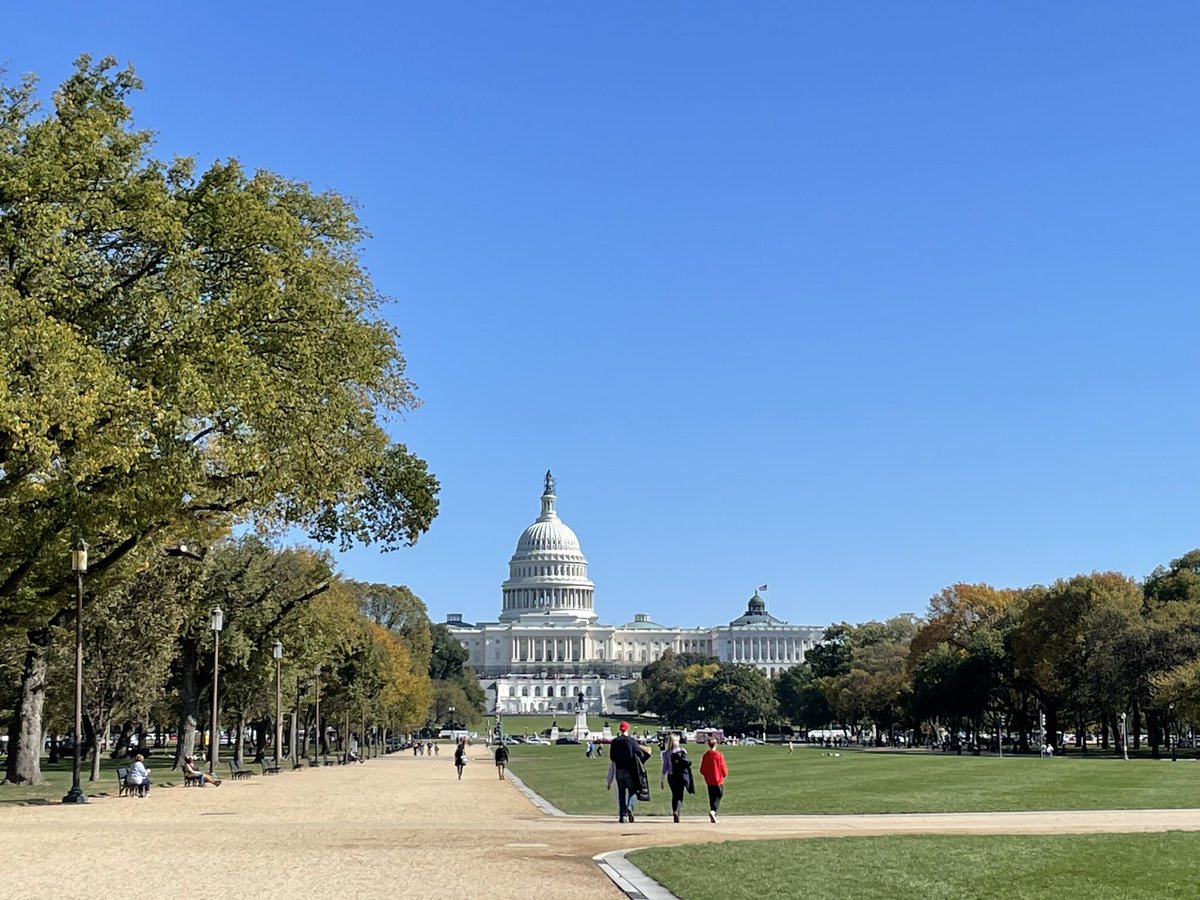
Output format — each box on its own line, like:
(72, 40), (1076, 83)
(1169, 703), (1176, 762)
(209, 606), (223, 775)
(273, 641), (283, 769)
(997, 712), (1003, 759)
(62, 542), (89, 805)
(1121, 711), (1129, 761)
(448, 706), (456, 731)
(312, 666), (322, 766)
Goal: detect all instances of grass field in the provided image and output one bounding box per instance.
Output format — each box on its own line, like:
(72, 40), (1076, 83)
(505, 745), (1200, 816)
(628, 834), (1200, 900)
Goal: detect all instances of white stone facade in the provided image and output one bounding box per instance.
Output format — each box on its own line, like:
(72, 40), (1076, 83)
(445, 473), (824, 714)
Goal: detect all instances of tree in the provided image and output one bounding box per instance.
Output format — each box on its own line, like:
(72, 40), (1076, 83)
(774, 663), (831, 730)
(350, 582), (432, 678)
(0, 57), (438, 784)
(1010, 572), (1142, 753)
(629, 650), (718, 724)
(695, 663), (776, 733)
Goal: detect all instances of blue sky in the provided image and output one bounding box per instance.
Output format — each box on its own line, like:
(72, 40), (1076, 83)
(9, 4), (1200, 629)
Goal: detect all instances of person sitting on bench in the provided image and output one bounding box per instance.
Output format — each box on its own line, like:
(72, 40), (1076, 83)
(126, 754), (152, 796)
(182, 755), (222, 786)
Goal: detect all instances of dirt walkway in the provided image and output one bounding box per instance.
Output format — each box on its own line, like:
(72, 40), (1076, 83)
(6, 748), (1200, 898)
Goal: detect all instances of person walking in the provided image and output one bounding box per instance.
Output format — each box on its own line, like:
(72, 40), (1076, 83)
(660, 735), (693, 823)
(606, 721), (650, 823)
(453, 737), (468, 780)
(699, 737), (727, 823)
(494, 741), (509, 780)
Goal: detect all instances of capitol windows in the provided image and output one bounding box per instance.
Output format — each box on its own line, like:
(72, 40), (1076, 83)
(509, 687), (516, 697)
(534, 686), (542, 697)
(521, 686), (529, 697)
(560, 686), (568, 697)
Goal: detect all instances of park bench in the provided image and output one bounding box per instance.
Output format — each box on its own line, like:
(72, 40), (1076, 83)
(227, 760), (255, 781)
(260, 760), (282, 776)
(183, 769), (205, 787)
(117, 765), (148, 797)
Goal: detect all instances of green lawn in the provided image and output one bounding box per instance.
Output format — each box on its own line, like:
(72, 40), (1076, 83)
(505, 745), (1200, 816)
(629, 834), (1200, 900)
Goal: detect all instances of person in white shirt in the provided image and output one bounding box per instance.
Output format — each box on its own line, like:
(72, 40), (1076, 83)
(126, 754), (152, 796)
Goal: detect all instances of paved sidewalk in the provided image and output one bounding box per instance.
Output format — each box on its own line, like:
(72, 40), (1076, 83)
(7, 747), (1200, 899)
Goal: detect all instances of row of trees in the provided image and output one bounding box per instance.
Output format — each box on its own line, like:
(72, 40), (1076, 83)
(632, 551), (1200, 756)
(0, 57), (445, 784)
(1, 534), (488, 783)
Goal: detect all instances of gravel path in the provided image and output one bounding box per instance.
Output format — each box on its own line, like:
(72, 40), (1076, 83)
(6, 747), (1200, 899)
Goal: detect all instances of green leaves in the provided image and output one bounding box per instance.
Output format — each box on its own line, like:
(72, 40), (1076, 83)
(0, 56), (438, 633)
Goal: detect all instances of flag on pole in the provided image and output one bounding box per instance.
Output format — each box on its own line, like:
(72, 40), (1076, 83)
(757, 584), (768, 592)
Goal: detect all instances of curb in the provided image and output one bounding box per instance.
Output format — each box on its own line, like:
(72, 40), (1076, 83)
(594, 849), (680, 900)
(504, 770), (567, 817)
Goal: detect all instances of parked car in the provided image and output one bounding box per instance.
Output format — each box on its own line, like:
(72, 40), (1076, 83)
(555, 737), (580, 745)
(524, 736), (550, 745)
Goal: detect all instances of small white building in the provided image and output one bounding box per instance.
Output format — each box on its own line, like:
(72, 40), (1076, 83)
(445, 472), (824, 714)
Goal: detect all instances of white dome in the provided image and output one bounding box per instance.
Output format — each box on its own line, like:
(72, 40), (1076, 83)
(499, 471), (596, 623)
(516, 519), (582, 555)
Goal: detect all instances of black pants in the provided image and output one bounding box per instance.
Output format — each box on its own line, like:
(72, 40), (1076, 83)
(706, 783), (723, 812)
(668, 773), (686, 813)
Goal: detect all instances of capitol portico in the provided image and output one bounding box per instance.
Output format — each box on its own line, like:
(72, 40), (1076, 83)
(445, 472), (825, 714)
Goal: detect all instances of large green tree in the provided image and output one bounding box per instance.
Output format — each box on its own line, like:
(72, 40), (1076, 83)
(0, 57), (438, 784)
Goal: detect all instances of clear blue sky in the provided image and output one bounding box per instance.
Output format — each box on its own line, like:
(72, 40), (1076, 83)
(10, 4), (1200, 630)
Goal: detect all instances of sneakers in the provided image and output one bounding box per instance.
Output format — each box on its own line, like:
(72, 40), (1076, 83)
(673, 811), (680, 823)
(708, 809), (717, 823)
(626, 809), (635, 823)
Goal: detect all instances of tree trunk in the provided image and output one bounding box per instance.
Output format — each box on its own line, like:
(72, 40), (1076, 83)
(1133, 699), (1142, 750)
(110, 720), (133, 759)
(134, 721), (148, 756)
(174, 639), (200, 769)
(253, 718), (266, 763)
(1149, 709), (1161, 759)
(4, 638), (50, 785)
(234, 712), (246, 766)
(89, 714), (108, 782)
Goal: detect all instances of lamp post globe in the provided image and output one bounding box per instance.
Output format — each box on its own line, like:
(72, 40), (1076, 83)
(62, 542), (89, 805)
(209, 606), (223, 775)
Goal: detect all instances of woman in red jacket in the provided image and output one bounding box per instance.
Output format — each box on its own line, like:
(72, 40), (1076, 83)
(698, 737), (728, 823)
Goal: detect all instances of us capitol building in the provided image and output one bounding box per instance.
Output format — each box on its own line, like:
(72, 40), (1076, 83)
(445, 472), (825, 715)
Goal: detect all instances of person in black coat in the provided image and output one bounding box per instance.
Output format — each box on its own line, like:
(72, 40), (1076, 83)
(606, 722), (651, 823)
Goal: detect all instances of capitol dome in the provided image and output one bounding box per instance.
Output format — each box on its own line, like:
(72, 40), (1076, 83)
(499, 471), (596, 623)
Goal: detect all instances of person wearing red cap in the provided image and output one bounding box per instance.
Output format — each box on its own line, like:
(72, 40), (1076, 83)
(606, 721), (650, 823)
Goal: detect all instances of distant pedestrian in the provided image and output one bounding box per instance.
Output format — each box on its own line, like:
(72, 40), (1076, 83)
(787, 740), (794, 754)
(606, 721), (650, 823)
(494, 742), (509, 780)
(454, 737), (468, 780)
(660, 735), (694, 823)
(699, 737), (727, 823)
(433, 742), (439, 756)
